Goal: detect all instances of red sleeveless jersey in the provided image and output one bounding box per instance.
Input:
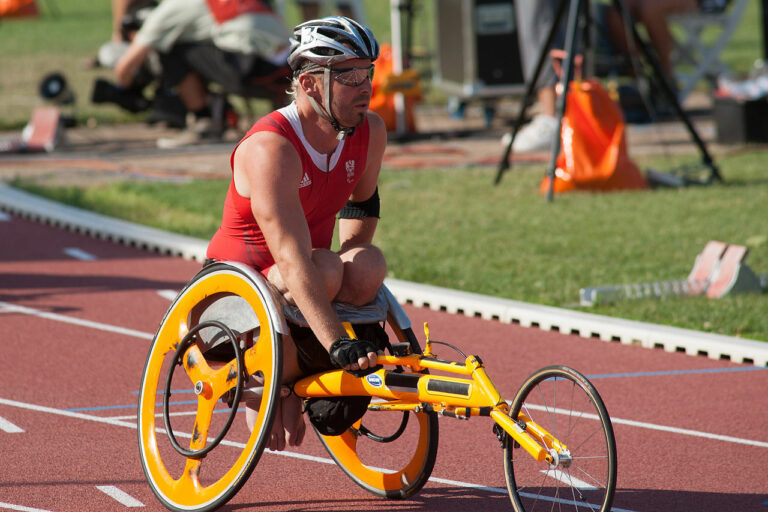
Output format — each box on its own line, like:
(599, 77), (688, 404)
(205, 0), (272, 24)
(206, 103), (370, 271)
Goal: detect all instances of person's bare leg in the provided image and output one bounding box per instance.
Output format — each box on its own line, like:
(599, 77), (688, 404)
(630, 0), (698, 78)
(335, 244), (386, 305)
(244, 331), (306, 451)
(537, 87), (556, 118)
(176, 72), (207, 112)
(266, 248), (343, 305)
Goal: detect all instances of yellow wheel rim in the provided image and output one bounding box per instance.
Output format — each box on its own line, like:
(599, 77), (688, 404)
(320, 412), (433, 495)
(138, 268), (280, 509)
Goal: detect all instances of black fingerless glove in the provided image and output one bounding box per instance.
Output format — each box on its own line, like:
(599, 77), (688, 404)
(329, 337), (381, 377)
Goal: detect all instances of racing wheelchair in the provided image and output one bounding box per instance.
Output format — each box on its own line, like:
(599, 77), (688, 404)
(138, 261), (617, 511)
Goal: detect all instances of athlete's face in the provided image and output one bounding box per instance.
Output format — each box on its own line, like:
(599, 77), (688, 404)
(326, 58), (373, 127)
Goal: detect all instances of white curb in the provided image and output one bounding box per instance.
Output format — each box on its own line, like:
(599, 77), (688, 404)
(1, 184), (766, 366)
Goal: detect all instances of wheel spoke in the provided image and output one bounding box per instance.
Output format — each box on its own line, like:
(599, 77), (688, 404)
(504, 367), (616, 512)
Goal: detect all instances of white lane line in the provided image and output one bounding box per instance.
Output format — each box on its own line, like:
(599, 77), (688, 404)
(0, 396), (637, 512)
(0, 302), (153, 341)
(541, 470), (597, 490)
(0, 415), (24, 433)
(523, 403), (768, 449)
(0, 398), (137, 429)
(156, 289), (178, 301)
(0, 211), (10, 221)
(0, 502), (54, 512)
(95, 486), (144, 508)
(63, 247), (96, 261)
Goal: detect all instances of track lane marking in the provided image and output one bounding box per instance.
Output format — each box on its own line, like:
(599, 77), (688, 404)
(63, 247), (96, 261)
(0, 396), (638, 512)
(0, 302), (153, 340)
(0, 503), (53, 512)
(0, 415), (24, 433)
(156, 290), (178, 301)
(523, 403), (768, 449)
(95, 486), (144, 508)
(588, 367), (768, 379)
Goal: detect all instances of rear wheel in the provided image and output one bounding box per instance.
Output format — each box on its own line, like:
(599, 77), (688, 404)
(504, 366), (617, 512)
(318, 326), (439, 499)
(137, 262), (284, 512)
(318, 403), (439, 498)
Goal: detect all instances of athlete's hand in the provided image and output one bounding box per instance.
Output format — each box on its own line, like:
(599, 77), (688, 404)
(329, 337), (382, 377)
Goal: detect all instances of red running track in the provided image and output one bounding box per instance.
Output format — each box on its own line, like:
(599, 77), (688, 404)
(1, 215), (767, 512)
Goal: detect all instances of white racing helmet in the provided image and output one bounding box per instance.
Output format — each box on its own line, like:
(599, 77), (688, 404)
(288, 16), (379, 70)
(288, 16), (379, 139)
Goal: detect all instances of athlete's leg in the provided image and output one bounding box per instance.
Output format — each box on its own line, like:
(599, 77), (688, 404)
(244, 329), (306, 451)
(265, 248), (343, 305)
(335, 244), (386, 305)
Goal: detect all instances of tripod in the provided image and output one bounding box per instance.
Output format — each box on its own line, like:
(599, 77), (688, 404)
(494, 0), (722, 201)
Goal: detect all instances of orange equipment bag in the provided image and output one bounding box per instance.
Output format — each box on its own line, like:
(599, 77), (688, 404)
(0, 0), (38, 17)
(369, 44), (420, 133)
(541, 53), (647, 194)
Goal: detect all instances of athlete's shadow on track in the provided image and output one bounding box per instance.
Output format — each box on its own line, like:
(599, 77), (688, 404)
(222, 486), (768, 512)
(0, 271), (186, 305)
(223, 488), (511, 512)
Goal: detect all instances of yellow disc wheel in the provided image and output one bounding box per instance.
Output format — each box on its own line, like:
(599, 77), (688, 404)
(138, 262), (284, 512)
(317, 405), (438, 498)
(316, 326), (439, 500)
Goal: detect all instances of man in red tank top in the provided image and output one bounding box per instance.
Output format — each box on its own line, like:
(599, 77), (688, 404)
(207, 16), (387, 450)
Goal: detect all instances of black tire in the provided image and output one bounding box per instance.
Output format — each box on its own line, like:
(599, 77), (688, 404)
(504, 366), (617, 512)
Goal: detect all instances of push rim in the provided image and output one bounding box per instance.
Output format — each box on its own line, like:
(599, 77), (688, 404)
(137, 265), (282, 511)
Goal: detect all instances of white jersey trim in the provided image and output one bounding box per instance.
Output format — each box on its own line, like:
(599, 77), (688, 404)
(278, 102), (345, 173)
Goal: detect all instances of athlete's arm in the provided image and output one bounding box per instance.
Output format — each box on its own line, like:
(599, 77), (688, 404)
(114, 41), (152, 88)
(338, 112), (387, 250)
(234, 132), (349, 350)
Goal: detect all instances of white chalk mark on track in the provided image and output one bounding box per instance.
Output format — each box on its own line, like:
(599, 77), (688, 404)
(0, 396), (638, 512)
(95, 486), (145, 508)
(156, 289), (179, 301)
(0, 415), (24, 433)
(0, 502), (54, 512)
(63, 247), (96, 261)
(0, 301), (153, 340)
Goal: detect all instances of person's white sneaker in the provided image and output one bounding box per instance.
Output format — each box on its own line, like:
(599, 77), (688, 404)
(511, 114), (559, 153)
(157, 117), (223, 149)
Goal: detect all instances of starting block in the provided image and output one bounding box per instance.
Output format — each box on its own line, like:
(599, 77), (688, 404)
(22, 107), (63, 152)
(0, 107), (63, 154)
(705, 243), (763, 298)
(580, 240), (765, 306)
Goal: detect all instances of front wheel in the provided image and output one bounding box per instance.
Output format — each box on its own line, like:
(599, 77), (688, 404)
(503, 366), (617, 512)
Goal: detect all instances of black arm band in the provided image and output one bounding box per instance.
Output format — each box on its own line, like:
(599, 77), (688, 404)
(338, 187), (380, 219)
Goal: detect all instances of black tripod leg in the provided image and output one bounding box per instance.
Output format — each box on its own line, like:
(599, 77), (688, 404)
(546, 0), (584, 202)
(494, 0), (570, 185)
(611, 0), (721, 182)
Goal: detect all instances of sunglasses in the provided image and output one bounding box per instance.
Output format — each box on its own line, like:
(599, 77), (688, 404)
(307, 65), (375, 87)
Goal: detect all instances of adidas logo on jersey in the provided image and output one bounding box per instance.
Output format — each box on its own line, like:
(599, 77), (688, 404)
(299, 173), (312, 188)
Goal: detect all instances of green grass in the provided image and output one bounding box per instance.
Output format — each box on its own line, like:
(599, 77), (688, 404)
(0, 0), (761, 129)
(11, 150), (768, 341)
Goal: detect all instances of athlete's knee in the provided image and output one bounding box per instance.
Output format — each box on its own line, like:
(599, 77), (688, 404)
(311, 248), (344, 300)
(337, 245), (387, 305)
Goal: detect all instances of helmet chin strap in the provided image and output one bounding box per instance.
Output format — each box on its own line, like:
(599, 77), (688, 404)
(306, 67), (356, 141)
